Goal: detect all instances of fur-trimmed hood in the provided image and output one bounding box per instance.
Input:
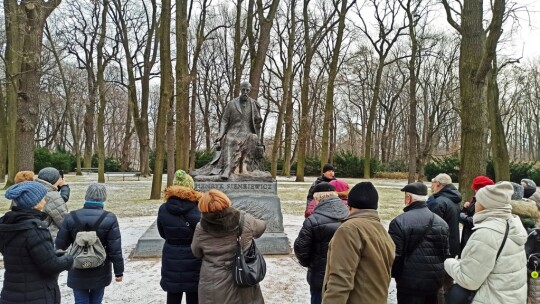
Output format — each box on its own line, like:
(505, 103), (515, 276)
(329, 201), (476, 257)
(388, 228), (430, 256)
(200, 207), (240, 235)
(511, 199), (538, 219)
(163, 185), (202, 202)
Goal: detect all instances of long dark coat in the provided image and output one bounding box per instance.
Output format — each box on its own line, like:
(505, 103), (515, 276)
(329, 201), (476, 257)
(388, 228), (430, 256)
(428, 184), (462, 257)
(55, 204), (124, 290)
(0, 207), (73, 304)
(192, 208), (266, 304)
(157, 185), (202, 293)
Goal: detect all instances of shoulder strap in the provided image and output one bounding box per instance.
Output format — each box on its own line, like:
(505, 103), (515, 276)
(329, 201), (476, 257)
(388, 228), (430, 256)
(237, 212), (245, 240)
(92, 211), (109, 231)
(495, 220), (510, 261)
(71, 210), (109, 231)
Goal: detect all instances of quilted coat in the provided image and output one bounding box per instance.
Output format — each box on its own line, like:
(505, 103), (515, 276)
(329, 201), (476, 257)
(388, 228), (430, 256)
(192, 208), (266, 304)
(294, 196), (349, 289)
(36, 178), (69, 239)
(444, 213), (528, 304)
(157, 185), (202, 293)
(388, 201), (450, 295)
(55, 204), (124, 290)
(0, 207), (73, 304)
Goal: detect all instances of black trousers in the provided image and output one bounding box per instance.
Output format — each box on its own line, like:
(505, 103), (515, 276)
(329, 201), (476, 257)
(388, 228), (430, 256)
(397, 289), (438, 304)
(166, 292), (198, 304)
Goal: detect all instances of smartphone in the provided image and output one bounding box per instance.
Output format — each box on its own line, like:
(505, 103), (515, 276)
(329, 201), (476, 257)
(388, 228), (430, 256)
(59, 170), (64, 179)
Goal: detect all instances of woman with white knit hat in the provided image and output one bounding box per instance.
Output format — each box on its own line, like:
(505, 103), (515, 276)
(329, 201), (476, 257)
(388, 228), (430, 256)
(444, 182), (528, 303)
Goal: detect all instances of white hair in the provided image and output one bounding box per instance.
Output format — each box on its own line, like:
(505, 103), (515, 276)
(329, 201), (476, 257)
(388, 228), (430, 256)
(433, 173), (452, 185)
(406, 192), (429, 202)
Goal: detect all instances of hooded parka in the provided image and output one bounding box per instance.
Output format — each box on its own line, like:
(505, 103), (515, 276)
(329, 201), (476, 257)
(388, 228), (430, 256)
(157, 185), (202, 293)
(294, 196), (349, 289)
(191, 208), (266, 304)
(0, 208), (74, 304)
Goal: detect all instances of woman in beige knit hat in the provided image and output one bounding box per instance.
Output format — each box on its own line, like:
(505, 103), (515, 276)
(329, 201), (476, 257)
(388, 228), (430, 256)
(444, 182), (528, 303)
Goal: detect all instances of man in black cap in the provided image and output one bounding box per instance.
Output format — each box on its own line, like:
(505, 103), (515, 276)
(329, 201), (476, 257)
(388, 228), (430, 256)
(306, 164), (337, 205)
(388, 182), (450, 304)
(322, 182), (395, 304)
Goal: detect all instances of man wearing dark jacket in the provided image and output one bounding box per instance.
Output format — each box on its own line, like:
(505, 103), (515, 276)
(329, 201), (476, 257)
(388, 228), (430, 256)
(428, 173), (462, 304)
(306, 164), (337, 204)
(389, 182), (450, 304)
(295, 182), (349, 304)
(56, 183), (124, 304)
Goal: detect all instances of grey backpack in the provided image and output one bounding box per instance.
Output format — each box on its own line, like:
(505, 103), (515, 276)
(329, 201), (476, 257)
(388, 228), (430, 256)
(69, 211), (109, 269)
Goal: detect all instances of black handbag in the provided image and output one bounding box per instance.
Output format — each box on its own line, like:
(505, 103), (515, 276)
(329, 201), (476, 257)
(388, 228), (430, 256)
(233, 212), (266, 288)
(445, 220), (509, 304)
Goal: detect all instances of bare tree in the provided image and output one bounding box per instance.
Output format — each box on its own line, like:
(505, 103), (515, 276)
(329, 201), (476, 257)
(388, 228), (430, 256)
(441, 0), (506, 199)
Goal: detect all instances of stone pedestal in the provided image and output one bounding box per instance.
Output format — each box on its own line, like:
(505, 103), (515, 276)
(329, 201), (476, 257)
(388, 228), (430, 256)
(132, 181), (290, 258)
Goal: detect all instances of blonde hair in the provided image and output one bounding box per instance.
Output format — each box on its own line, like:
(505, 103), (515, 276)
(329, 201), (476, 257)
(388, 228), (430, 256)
(15, 171), (35, 184)
(198, 189), (232, 213)
(314, 191), (338, 202)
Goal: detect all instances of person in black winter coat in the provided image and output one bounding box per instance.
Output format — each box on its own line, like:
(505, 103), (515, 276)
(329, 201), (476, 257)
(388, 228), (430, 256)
(55, 183), (124, 304)
(305, 164), (337, 205)
(389, 182), (450, 304)
(427, 173), (462, 303)
(294, 182), (349, 304)
(0, 181), (74, 304)
(157, 170), (202, 304)
(459, 176), (494, 253)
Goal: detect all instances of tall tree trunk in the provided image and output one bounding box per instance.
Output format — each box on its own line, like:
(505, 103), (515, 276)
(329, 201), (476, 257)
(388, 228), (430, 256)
(175, 0), (190, 171)
(487, 57), (509, 181)
(167, 89), (176, 186)
(442, 0), (506, 199)
(232, 0), (243, 97)
(282, 75), (295, 176)
(96, 0), (109, 183)
(321, 0), (349, 169)
(151, 0), (173, 199)
(364, 58), (384, 178)
(246, 0), (281, 99)
(0, 84), (7, 183)
(271, 0), (296, 177)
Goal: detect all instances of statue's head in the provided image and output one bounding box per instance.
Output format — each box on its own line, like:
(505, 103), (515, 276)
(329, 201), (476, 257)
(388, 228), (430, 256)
(240, 82), (251, 100)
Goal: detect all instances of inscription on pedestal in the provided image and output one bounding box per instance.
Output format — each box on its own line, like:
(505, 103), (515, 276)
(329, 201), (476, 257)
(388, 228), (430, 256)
(195, 182), (277, 194)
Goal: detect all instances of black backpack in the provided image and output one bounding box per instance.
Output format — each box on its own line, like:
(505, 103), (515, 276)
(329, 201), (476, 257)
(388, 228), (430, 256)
(525, 228), (540, 277)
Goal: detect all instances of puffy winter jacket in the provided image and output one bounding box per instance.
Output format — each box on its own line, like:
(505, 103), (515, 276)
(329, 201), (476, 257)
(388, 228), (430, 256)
(157, 185), (202, 293)
(428, 184), (462, 257)
(36, 178), (69, 239)
(525, 228), (540, 304)
(294, 196), (349, 289)
(0, 207), (73, 304)
(388, 201), (450, 295)
(55, 204), (124, 290)
(444, 213), (528, 304)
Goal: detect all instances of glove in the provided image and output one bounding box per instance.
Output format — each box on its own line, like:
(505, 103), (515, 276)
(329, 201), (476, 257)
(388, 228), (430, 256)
(459, 212), (468, 222)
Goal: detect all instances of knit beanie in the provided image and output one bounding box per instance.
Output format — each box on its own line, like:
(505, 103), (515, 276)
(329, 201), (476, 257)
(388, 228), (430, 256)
(522, 179), (537, 199)
(475, 182), (513, 210)
(322, 164), (334, 173)
(347, 182), (378, 210)
(173, 169), (194, 189)
(330, 180), (349, 192)
(85, 183), (107, 202)
(471, 176), (495, 191)
(5, 181), (48, 209)
(38, 167), (61, 185)
(510, 182), (524, 200)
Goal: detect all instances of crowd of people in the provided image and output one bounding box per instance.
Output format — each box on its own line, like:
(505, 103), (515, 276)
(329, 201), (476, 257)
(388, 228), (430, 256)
(2, 165), (540, 304)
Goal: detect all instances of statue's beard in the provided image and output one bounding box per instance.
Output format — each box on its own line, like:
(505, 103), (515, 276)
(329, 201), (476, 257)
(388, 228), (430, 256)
(240, 95), (248, 101)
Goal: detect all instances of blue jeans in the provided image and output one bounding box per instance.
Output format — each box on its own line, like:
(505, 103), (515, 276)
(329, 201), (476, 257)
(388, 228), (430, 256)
(310, 287), (322, 304)
(73, 288), (105, 304)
